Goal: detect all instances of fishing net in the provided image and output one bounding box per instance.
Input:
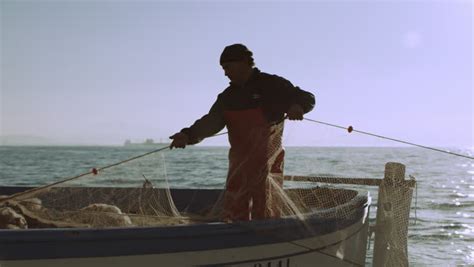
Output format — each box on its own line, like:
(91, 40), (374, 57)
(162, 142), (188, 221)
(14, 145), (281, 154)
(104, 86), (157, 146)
(0, 121), (417, 266)
(0, 151), (189, 229)
(0, 123), (318, 228)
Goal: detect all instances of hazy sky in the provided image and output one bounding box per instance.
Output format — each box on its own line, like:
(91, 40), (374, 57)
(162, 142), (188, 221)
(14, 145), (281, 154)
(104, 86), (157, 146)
(1, 0), (472, 147)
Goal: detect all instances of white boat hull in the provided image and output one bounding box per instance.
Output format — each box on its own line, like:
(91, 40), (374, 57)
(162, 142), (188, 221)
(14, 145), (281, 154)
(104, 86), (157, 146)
(1, 215), (368, 267)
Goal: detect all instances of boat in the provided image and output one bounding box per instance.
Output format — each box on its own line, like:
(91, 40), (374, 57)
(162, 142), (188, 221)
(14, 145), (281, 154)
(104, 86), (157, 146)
(123, 139), (167, 147)
(0, 162), (415, 267)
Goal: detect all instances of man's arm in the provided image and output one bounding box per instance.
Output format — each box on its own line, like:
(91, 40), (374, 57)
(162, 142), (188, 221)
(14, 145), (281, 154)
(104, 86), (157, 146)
(170, 98), (226, 149)
(271, 76), (315, 120)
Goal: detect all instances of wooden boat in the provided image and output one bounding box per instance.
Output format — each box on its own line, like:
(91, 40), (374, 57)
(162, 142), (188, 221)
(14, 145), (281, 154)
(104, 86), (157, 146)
(0, 162), (415, 267)
(0, 186), (370, 267)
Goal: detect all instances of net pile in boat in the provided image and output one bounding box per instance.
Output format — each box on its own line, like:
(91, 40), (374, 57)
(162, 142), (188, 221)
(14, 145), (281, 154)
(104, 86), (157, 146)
(0, 148), (361, 230)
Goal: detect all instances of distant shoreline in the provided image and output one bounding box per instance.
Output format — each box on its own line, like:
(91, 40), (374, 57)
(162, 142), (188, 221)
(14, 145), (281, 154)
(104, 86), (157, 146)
(0, 144), (470, 150)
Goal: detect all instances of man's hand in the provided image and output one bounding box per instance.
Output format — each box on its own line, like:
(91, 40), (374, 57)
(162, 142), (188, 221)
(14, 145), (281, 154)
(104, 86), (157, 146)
(287, 104), (304, 120)
(169, 132), (189, 149)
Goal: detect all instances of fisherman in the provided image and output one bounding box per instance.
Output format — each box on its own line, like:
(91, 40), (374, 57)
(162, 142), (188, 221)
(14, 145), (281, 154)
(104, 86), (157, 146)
(170, 44), (315, 221)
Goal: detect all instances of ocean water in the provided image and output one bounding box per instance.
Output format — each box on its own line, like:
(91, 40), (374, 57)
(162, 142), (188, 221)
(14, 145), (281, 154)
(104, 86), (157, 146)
(0, 145), (472, 266)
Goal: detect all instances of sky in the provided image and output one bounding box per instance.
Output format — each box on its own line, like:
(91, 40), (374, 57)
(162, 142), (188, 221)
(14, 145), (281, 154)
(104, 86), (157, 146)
(0, 0), (472, 147)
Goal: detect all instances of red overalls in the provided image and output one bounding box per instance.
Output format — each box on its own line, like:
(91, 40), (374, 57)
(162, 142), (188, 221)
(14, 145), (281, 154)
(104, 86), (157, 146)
(223, 107), (285, 221)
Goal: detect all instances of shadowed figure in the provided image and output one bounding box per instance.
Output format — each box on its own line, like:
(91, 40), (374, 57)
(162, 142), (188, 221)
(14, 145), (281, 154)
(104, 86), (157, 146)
(170, 44), (315, 221)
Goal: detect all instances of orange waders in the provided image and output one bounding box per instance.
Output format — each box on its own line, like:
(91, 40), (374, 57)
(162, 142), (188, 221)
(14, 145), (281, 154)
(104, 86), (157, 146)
(223, 107), (285, 221)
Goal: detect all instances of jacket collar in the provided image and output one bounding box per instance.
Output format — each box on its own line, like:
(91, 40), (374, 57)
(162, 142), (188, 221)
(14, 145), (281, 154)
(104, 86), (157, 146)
(229, 68), (261, 87)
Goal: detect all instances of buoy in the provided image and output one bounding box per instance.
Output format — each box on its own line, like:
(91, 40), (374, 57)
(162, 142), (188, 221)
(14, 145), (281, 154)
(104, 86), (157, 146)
(347, 126), (353, 133)
(92, 168), (98, 175)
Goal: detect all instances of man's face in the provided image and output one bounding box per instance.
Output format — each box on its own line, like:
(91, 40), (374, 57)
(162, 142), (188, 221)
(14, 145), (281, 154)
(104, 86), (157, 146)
(221, 60), (251, 84)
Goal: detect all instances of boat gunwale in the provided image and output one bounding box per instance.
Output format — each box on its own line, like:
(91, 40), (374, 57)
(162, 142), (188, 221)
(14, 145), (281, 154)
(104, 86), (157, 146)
(0, 186), (370, 261)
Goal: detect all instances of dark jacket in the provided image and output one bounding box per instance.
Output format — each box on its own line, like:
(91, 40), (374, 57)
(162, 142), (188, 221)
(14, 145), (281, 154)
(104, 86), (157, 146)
(181, 68), (315, 144)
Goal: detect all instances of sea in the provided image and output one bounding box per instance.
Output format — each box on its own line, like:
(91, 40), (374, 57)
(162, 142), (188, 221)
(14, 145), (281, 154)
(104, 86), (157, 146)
(0, 145), (472, 266)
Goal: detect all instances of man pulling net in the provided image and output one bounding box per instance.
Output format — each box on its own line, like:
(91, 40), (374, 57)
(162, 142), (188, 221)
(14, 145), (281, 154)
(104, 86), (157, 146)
(170, 44), (315, 221)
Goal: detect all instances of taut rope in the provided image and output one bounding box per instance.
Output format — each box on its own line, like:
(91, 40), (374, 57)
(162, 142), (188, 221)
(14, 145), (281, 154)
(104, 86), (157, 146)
(0, 132), (230, 204)
(303, 117), (474, 160)
(0, 145), (172, 204)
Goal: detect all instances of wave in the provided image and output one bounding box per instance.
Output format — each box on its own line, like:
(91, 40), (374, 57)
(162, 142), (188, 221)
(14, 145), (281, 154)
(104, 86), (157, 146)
(428, 202), (474, 209)
(409, 234), (453, 241)
(307, 173), (339, 177)
(447, 192), (473, 198)
(409, 233), (474, 242)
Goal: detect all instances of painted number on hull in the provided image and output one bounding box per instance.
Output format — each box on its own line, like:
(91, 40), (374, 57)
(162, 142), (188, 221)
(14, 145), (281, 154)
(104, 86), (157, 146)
(254, 258), (290, 267)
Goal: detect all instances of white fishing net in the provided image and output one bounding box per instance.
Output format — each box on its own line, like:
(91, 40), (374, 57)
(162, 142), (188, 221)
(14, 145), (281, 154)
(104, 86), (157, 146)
(0, 122), (416, 266)
(0, 124), (358, 226)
